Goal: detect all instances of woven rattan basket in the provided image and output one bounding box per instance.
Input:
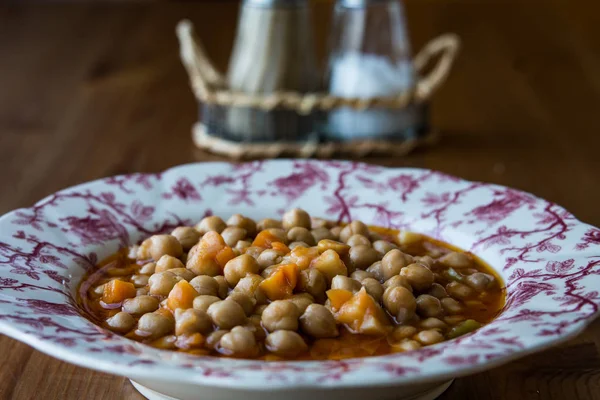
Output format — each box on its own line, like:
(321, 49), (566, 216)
(176, 20), (460, 158)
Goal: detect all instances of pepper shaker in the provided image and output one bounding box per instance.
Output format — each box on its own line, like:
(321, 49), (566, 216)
(211, 0), (320, 142)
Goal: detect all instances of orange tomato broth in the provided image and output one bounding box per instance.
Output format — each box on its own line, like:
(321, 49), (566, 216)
(78, 226), (505, 361)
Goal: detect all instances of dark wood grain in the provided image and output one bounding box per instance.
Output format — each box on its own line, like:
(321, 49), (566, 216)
(1, 1), (599, 399)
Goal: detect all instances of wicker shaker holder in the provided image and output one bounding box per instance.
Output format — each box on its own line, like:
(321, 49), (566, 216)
(175, 20), (461, 158)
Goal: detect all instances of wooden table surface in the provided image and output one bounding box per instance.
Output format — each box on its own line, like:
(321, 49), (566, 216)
(1, 0), (600, 399)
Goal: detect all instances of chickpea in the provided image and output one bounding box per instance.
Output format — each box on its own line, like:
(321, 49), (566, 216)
(92, 284), (105, 297)
(148, 271), (180, 296)
(245, 314), (267, 341)
(420, 317), (448, 330)
(196, 215), (226, 234)
(261, 300), (300, 332)
(175, 308), (212, 335)
(244, 246), (263, 260)
(189, 275), (219, 296)
(219, 326), (259, 357)
(205, 330), (228, 350)
(397, 231), (423, 246)
(282, 208), (311, 230)
(227, 214), (257, 237)
(329, 226), (342, 240)
(261, 265), (280, 279)
(122, 295), (159, 315)
(265, 330), (308, 357)
(391, 325), (418, 341)
(297, 269), (327, 302)
(428, 283), (448, 299)
(139, 235), (183, 262)
(136, 287), (149, 296)
(221, 227), (248, 247)
(235, 240), (252, 252)
(311, 227), (335, 243)
(416, 294), (443, 318)
(155, 255), (185, 273)
(300, 304), (339, 338)
(413, 255), (435, 269)
(400, 263), (434, 292)
(372, 240), (398, 256)
(465, 272), (495, 292)
(350, 270), (374, 283)
(192, 295), (221, 312)
(256, 249), (285, 269)
(227, 291), (256, 316)
(369, 232), (382, 242)
(207, 299), (247, 329)
(383, 286), (416, 323)
(186, 252), (221, 277)
(214, 275), (229, 299)
(349, 245), (380, 270)
(347, 234), (371, 247)
(257, 218), (282, 231)
(171, 226), (201, 250)
(128, 245), (139, 260)
(137, 313), (174, 339)
(106, 312), (135, 333)
(287, 227), (316, 246)
(441, 297), (464, 314)
(446, 281), (475, 300)
(362, 278), (384, 303)
(287, 294), (314, 314)
(289, 241), (309, 249)
(331, 275), (362, 293)
(235, 274), (267, 304)
(254, 304), (268, 316)
(395, 339), (422, 351)
(415, 329), (444, 346)
(438, 252), (473, 269)
(383, 275), (413, 292)
(366, 261), (385, 282)
(339, 221), (370, 243)
(168, 268), (196, 281)
(311, 217), (329, 229)
(139, 262), (156, 275)
(317, 239), (350, 256)
(131, 274), (149, 288)
(224, 254), (259, 286)
(381, 249), (413, 280)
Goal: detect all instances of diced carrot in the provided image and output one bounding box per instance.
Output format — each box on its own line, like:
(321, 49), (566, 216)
(167, 280), (199, 311)
(271, 242), (290, 254)
(288, 246), (319, 270)
(215, 246), (235, 268)
(252, 230), (281, 249)
(103, 279), (136, 304)
(176, 333), (205, 350)
(259, 263), (298, 300)
(336, 288), (391, 335)
(326, 289), (354, 311)
(311, 250), (348, 283)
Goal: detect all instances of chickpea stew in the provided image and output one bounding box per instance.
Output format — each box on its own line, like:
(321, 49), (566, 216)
(78, 209), (505, 360)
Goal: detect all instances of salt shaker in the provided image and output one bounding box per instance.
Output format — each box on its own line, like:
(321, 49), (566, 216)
(324, 0), (427, 140)
(216, 0), (319, 142)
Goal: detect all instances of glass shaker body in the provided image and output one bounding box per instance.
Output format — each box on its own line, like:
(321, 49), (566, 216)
(324, 0), (428, 140)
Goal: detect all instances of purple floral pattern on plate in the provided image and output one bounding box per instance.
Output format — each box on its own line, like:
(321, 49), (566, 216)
(0, 160), (599, 389)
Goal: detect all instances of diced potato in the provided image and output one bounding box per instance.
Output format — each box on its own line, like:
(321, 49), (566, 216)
(335, 288), (391, 335)
(311, 250), (348, 283)
(259, 264), (298, 300)
(103, 279), (137, 304)
(167, 280), (199, 311)
(326, 289), (354, 311)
